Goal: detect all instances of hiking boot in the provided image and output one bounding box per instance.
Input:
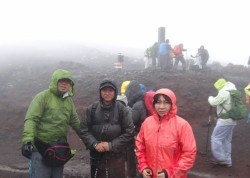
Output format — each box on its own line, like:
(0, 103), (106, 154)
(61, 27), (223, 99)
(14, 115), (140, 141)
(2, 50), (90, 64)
(225, 164), (232, 168)
(210, 158), (232, 168)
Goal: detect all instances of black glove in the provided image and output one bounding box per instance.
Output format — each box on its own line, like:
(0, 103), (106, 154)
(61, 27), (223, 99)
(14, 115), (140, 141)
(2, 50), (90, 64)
(22, 142), (33, 159)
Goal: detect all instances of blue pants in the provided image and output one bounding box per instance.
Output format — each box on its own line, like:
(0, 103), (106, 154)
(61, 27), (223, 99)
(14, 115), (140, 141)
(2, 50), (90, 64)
(29, 152), (64, 178)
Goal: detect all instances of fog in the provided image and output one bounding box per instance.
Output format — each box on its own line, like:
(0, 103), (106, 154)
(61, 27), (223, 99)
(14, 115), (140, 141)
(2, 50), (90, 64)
(0, 0), (249, 66)
(0, 41), (145, 73)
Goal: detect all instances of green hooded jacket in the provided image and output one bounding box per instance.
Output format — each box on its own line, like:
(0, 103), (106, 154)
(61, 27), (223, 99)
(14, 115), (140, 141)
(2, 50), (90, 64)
(22, 69), (80, 145)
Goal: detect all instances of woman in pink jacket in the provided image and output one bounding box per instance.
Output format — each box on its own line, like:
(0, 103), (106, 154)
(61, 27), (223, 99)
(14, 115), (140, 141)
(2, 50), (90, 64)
(135, 88), (196, 178)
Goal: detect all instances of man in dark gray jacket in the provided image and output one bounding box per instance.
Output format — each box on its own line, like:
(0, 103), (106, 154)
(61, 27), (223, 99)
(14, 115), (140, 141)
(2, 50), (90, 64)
(79, 79), (134, 178)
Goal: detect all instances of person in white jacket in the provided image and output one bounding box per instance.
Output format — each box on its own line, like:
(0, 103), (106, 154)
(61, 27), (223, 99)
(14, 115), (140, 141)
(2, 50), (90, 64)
(208, 78), (237, 168)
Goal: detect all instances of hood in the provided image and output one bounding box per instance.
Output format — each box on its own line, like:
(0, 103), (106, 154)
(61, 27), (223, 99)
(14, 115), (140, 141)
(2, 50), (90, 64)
(154, 88), (177, 117)
(139, 83), (146, 93)
(144, 91), (155, 116)
(116, 95), (128, 106)
(125, 80), (144, 107)
(214, 78), (226, 91)
(220, 81), (237, 91)
(244, 83), (250, 96)
(121, 81), (130, 96)
(99, 79), (118, 103)
(49, 69), (74, 97)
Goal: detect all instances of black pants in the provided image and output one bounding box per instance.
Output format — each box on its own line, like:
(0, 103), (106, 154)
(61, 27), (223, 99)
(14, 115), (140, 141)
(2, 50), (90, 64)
(126, 144), (136, 177)
(174, 55), (186, 71)
(90, 152), (125, 178)
(126, 144), (142, 178)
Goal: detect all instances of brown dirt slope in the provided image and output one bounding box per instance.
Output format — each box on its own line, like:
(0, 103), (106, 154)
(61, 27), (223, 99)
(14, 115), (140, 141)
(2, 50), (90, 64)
(0, 62), (250, 178)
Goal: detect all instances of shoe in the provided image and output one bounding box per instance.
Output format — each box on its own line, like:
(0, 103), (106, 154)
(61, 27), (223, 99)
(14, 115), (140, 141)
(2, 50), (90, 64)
(210, 158), (232, 168)
(225, 164), (232, 168)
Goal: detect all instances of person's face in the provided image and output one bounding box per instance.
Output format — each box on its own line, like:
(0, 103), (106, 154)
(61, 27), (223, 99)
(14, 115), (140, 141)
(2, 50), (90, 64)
(101, 87), (115, 105)
(154, 95), (172, 117)
(57, 79), (72, 94)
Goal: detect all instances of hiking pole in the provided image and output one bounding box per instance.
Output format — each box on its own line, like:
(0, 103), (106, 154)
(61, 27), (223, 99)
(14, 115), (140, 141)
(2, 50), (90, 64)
(205, 115), (211, 154)
(205, 106), (213, 155)
(247, 112), (250, 123)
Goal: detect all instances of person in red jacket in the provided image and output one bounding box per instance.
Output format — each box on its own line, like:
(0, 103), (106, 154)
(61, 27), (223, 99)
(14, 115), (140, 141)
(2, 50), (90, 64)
(135, 88), (196, 178)
(173, 43), (187, 71)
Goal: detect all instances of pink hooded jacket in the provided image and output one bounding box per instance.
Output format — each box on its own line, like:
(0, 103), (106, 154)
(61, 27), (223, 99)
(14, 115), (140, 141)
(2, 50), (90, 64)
(135, 89), (196, 178)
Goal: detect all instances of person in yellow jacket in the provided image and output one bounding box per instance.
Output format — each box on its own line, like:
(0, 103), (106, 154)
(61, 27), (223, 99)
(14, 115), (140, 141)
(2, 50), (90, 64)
(244, 83), (250, 104)
(136, 88), (196, 178)
(208, 78), (237, 167)
(121, 81), (130, 96)
(244, 83), (250, 122)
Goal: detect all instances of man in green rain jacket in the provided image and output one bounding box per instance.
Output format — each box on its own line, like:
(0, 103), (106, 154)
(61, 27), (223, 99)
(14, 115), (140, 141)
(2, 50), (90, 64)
(21, 69), (80, 178)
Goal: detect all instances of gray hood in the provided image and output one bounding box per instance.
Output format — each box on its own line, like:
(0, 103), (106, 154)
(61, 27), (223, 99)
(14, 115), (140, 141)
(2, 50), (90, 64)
(125, 80), (144, 107)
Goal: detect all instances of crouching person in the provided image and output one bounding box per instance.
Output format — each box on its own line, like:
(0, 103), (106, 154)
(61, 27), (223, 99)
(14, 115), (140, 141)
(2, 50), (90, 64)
(79, 79), (134, 178)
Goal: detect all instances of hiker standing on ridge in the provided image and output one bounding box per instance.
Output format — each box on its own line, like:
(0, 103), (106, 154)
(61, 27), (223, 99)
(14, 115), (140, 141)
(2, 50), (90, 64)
(125, 80), (148, 178)
(136, 88), (196, 178)
(151, 42), (158, 68)
(199, 45), (209, 69)
(79, 79), (134, 178)
(144, 48), (152, 69)
(21, 69), (80, 178)
(208, 78), (237, 168)
(158, 39), (170, 71)
(173, 43), (187, 71)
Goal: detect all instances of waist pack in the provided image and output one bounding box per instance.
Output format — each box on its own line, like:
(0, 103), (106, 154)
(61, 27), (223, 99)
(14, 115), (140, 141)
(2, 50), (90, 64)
(35, 139), (75, 167)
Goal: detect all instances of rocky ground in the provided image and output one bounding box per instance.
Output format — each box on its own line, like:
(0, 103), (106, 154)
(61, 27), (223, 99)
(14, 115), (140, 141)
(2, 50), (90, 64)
(0, 60), (250, 178)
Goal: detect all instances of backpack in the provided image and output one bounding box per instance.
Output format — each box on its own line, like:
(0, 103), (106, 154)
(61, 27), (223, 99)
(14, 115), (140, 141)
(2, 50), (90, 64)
(220, 90), (247, 120)
(90, 101), (123, 121)
(174, 44), (183, 56)
(159, 42), (168, 56)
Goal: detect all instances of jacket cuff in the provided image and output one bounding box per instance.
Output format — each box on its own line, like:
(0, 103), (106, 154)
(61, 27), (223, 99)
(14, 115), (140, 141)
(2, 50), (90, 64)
(92, 142), (99, 149)
(108, 142), (113, 151)
(163, 169), (168, 178)
(142, 167), (153, 174)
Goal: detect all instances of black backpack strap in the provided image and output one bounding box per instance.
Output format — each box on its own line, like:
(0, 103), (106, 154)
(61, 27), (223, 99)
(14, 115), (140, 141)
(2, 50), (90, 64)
(90, 102), (99, 119)
(116, 101), (124, 120)
(90, 101), (123, 125)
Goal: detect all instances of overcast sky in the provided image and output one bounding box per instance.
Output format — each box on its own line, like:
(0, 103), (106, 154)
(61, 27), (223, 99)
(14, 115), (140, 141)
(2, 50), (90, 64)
(0, 0), (249, 65)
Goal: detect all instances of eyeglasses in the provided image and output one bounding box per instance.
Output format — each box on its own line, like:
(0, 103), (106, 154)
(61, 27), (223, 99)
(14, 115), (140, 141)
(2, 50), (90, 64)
(58, 79), (72, 85)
